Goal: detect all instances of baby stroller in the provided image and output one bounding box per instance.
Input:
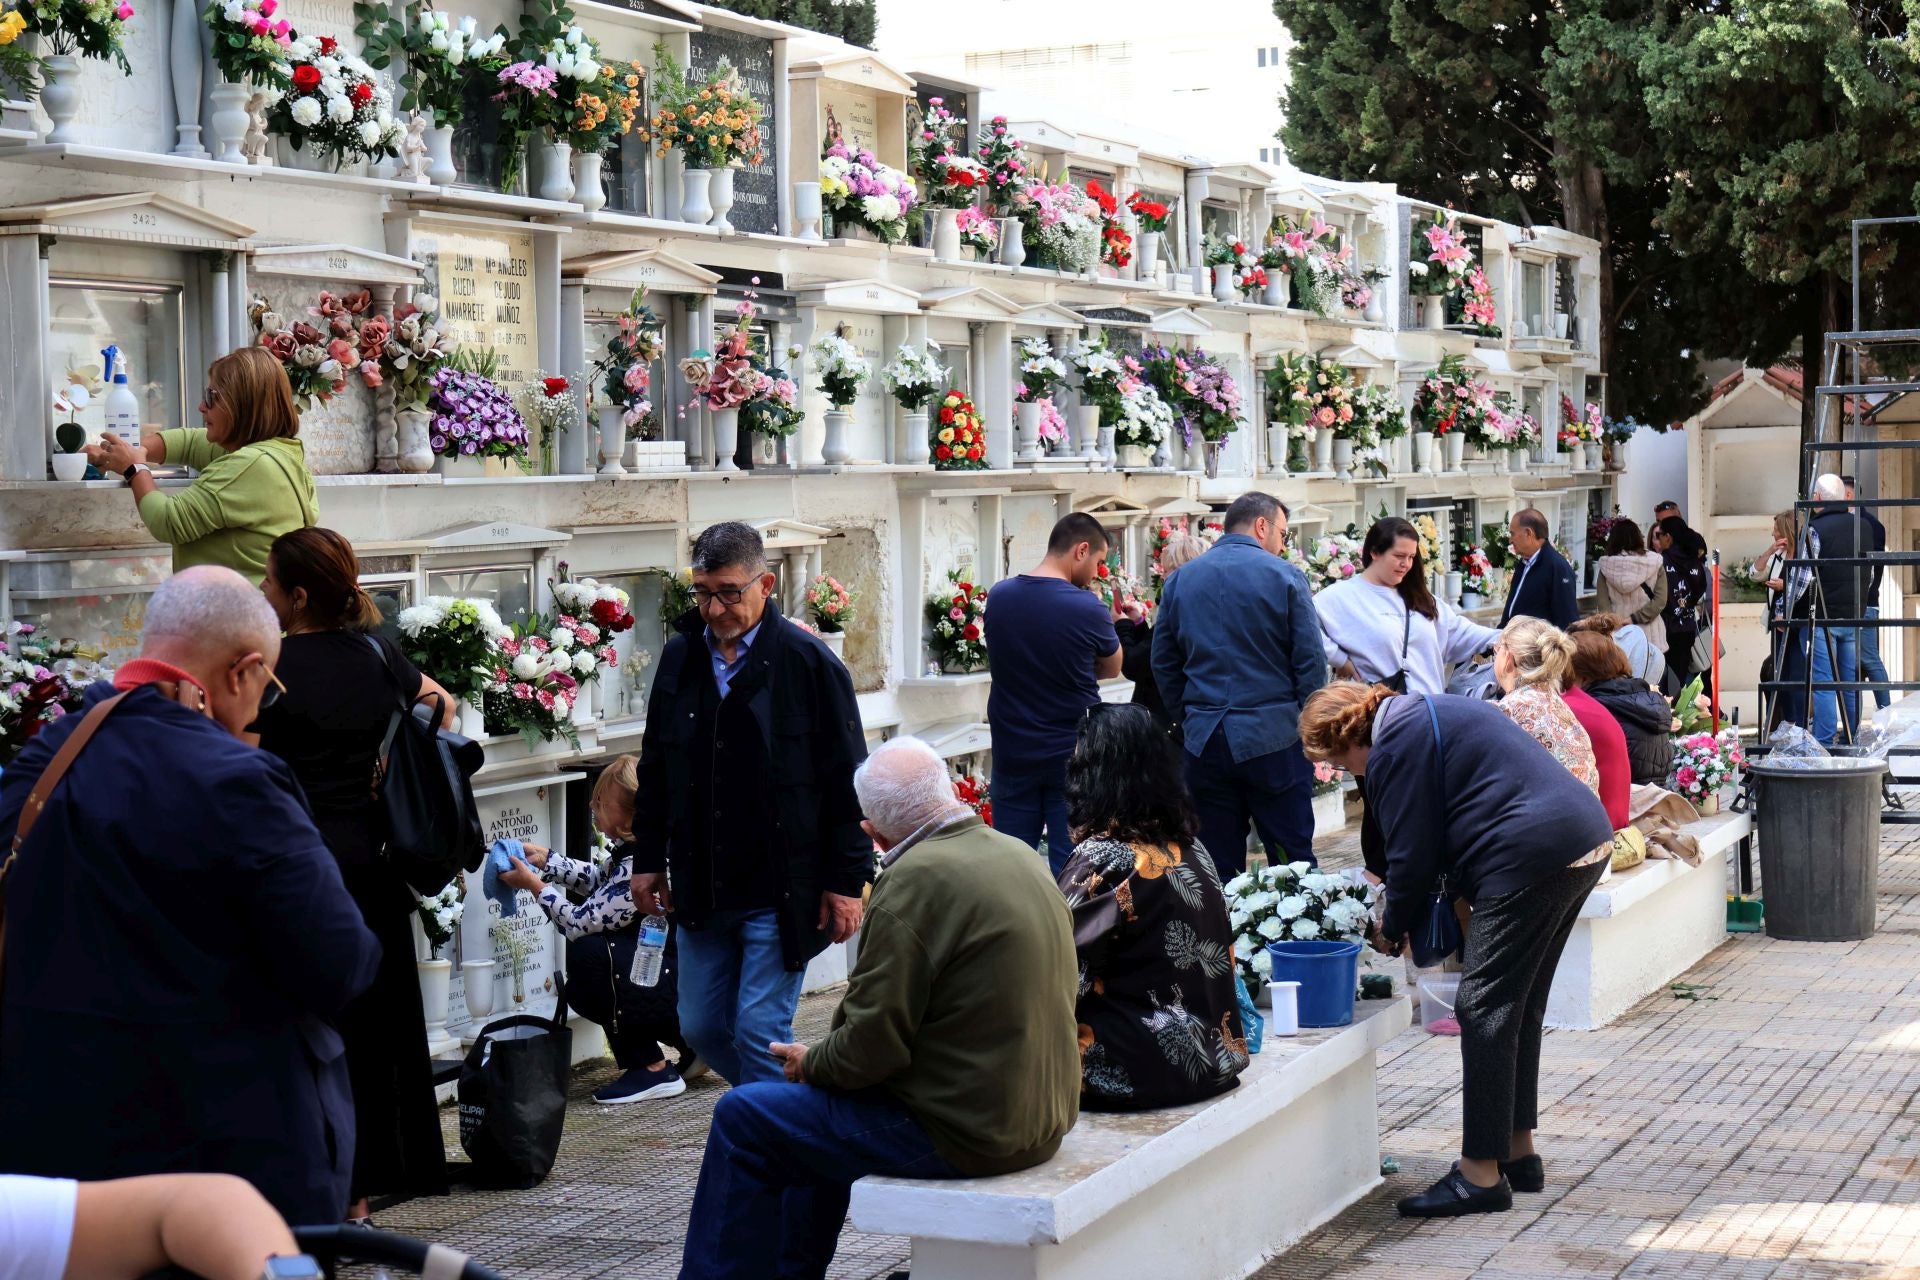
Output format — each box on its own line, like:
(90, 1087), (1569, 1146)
(293, 1226), (509, 1280)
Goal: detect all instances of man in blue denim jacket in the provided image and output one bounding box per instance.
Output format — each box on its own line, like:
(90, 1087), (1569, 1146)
(1152, 493), (1328, 874)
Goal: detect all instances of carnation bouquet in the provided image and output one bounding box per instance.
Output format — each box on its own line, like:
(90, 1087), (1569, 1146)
(1015, 335), (1067, 404)
(820, 137), (917, 243)
(1114, 377), (1174, 450)
(0, 622), (113, 766)
(483, 620), (585, 747)
(268, 34), (401, 165)
(908, 95), (967, 201)
(954, 771), (992, 825)
(1305, 530), (1364, 591)
(492, 58), (559, 189)
(1085, 179), (1131, 269)
(551, 564), (637, 641)
(880, 342), (947, 411)
(1012, 180), (1101, 272)
(426, 364), (531, 461)
(804, 573), (856, 634)
(1459, 545), (1496, 596)
(1125, 189), (1170, 233)
(1411, 354), (1474, 437)
(931, 389), (986, 470)
(956, 205), (998, 257)
(926, 569), (987, 672)
(203, 0), (291, 91)
(1223, 862), (1378, 987)
(395, 595), (512, 701)
(1671, 729), (1744, 805)
(591, 288), (664, 432)
(810, 333), (871, 409)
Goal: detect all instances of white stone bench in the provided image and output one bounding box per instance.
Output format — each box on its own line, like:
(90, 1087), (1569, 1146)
(848, 996), (1411, 1280)
(1545, 809), (1753, 1030)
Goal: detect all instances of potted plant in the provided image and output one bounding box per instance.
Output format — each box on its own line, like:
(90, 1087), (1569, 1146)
(1113, 378), (1173, 471)
(810, 332), (870, 466)
(565, 58), (643, 213)
(1012, 336), (1066, 463)
(740, 360), (801, 468)
(19, 0), (133, 142)
(266, 35), (402, 172)
(925, 570), (987, 674)
(1266, 352), (1317, 472)
(881, 342), (947, 465)
(520, 372), (576, 476)
(642, 45), (763, 227)
(804, 573), (856, 661)
(682, 300), (768, 474)
(202, 0), (291, 163)
(1068, 338), (1124, 462)
(395, 595), (513, 737)
(49, 385), (89, 480)
(1011, 179), (1102, 273)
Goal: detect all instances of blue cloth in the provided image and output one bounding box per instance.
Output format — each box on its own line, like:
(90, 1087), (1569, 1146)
(1152, 533), (1328, 762)
(992, 757), (1074, 876)
(1859, 606), (1891, 711)
(484, 838), (523, 917)
(1499, 542), (1580, 629)
(705, 620), (762, 700)
(1810, 624), (1860, 745)
(0, 683), (379, 1227)
(984, 575), (1118, 767)
(679, 1082), (957, 1280)
(675, 908), (806, 1086)
(1186, 726), (1315, 877)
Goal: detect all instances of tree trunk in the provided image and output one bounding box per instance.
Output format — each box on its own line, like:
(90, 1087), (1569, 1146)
(1554, 144), (1614, 376)
(1799, 270), (1847, 487)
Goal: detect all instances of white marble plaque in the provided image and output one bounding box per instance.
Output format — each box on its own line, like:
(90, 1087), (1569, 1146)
(816, 308), (887, 462)
(255, 277), (374, 474)
(410, 222), (542, 395)
(447, 786), (565, 1034)
(820, 82), (880, 154)
(58, 11), (170, 152)
(924, 496), (979, 596)
(1002, 494), (1059, 576)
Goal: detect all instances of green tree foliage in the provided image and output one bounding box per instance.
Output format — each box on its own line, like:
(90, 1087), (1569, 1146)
(703, 0), (876, 47)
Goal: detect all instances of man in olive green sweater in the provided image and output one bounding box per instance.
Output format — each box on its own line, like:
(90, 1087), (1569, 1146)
(677, 737), (1081, 1280)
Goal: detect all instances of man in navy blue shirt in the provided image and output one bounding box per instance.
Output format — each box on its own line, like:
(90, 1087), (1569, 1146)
(986, 513), (1123, 874)
(1153, 493), (1327, 874)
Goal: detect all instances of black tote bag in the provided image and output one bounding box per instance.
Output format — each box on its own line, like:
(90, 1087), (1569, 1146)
(457, 991), (573, 1189)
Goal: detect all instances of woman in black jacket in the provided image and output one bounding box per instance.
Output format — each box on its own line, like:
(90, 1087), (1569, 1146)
(1567, 621), (1674, 785)
(1115, 533), (1203, 735)
(1300, 681), (1612, 1220)
(1655, 516), (1711, 697)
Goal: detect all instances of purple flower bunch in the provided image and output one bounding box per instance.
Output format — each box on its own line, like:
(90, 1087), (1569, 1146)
(427, 366), (532, 460)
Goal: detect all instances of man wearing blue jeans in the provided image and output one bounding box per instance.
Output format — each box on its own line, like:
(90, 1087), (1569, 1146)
(630, 523), (872, 1086)
(984, 514), (1124, 875)
(1844, 476), (1891, 711)
(1807, 475), (1870, 745)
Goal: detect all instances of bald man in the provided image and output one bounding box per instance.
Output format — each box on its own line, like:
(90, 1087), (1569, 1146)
(0, 565), (379, 1227)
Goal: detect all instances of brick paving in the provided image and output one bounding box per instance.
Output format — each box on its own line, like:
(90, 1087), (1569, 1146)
(376, 820), (1920, 1279)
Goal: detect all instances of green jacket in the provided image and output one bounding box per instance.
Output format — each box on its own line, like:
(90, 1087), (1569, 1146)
(803, 815), (1081, 1176)
(140, 431), (317, 584)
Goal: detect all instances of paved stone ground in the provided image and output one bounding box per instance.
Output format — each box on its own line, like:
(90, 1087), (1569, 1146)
(375, 820), (1920, 1279)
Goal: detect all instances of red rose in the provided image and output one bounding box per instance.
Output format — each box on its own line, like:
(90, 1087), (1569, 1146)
(957, 582), (973, 593)
(543, 376), (570, 396)
(936, 445), (953, 460)
(963, 624), (980, 641)
(967, 445), (983, 460)
(939, 407), (955, 424)
(590, 598), (622, 630)
(292, 63), (321, 91)
(351, 82), (373, 105)
(261, 331), (296, 360)
(318, 35), (337, 53)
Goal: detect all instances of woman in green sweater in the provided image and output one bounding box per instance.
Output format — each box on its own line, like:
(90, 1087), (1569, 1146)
(89, 346), (317, 583)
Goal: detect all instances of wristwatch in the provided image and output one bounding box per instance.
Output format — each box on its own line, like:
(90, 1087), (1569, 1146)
(123, 462), (149, 482)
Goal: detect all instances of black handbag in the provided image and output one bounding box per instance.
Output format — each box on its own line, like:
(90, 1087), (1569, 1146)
(367, 636), (487, 896)
(1377, 602), (1412, 694)
(1409, 696), (1464, 968)
(457, 989), (572, 1189)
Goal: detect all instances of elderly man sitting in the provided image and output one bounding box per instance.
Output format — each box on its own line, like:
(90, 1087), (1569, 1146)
(676, 736), (1081, 1280)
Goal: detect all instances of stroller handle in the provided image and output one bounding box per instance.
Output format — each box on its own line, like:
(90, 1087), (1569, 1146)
(292, 1225), (509, 1280)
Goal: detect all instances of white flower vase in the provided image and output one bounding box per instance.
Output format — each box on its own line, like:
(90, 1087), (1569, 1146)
(680, 168), (715, 224)
(1611, 438), (1629, 471)
(1424, 294), (1447, 330)
(1413, 431), (1435, 475)
(1461, 590), (1483, 611)
(1116, 443), (1152, 470)
(1075, 405), (1101, 459)
(425, 122), (457, 184)
(1212, 265), (1237, 303)
(1584, 440), (1603, 471)
(459, 696), (486, 739)
(1015, 401), (1044, 463)
(597, 403), (627, 475)
(535, 138), (574, 202)
(1443, 571), (1463, 605)
(709, 166), (735, 232)
(1365, 291), (1386, 324)
(1267, 426), (1289, 471)
(1262, 274), (1288, 307)
(1391, 433), (1411, 475)
(418, 959), (456, 1058)
(822, 408), (852, 465)
(571, 682), (594, 724)
(1554, 311), (1571, 339)
(1444, 432), (1466, 472)
(902, 410), (930, 465)
(574, 150), (607, 213)
(712, 406), (741, 472)
(461, 959), (497, 1020)
(1313, 429), (1334, 474)
(1097, 426), (1117, 470)
(395, 407), (435, 474)
(1332, 438), (1354, 480)
(932, 206), (963, 261)
(793, 181), (823, 239)
(39, 53), (80, 145)
(1137, 231), (1161, 281)
(998, 217), (1026, 267)
(50, 452), (86, 481)
(819, 630), (846, 663)
(207, 76), (250, 164)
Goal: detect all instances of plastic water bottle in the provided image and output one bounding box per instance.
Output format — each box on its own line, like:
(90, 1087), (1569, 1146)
(101, 346), (140, 447)
(629, 914), (668, 987)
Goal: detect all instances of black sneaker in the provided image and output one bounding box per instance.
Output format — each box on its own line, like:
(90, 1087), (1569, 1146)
(1500, 1154), (1545, 1193)
(677, 1051), (709, 1082)
(593, 1064), (686, 1105)
(1396, 1168), (1512, 1218)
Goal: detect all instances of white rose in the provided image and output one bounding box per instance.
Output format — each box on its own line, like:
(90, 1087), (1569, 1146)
(1288, 861), (1312, 876)
(456, 14), (475, 35)
(511, 653), (541, 680)
(315, 55), (338, 74)
(1223, 873), (1253, 897)
(1228, 908), (1248, 931)
(428, 30), (448, 50)
(1256, 916), (1283, 941)
(291, 96), (323, 126)
(358, 120), (382, 147)
(572, 651), (597, 675)
(222, 0), (245, 21)
(577, 58), (598, 79)
(1276, 894), (1308, 920)
(1290, 917), (1322, 940)
(1251, 950), (1272, 977)
(446, 42), (465, 65)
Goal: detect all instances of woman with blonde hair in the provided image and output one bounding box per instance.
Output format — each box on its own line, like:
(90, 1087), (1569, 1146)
(89, 345), (317, 583)
(1118, 533), (1205, 735)
(1298, 681), (1612, 1218)
(1495, 616), (1628, 829)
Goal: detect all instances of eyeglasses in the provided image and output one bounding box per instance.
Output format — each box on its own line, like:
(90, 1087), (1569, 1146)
(234, 654), (287, 709)
(693, 584), (756, 607)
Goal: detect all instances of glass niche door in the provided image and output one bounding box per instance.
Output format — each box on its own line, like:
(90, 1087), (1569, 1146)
(47, 279), (186, 436)
(425, 564), (535, 631)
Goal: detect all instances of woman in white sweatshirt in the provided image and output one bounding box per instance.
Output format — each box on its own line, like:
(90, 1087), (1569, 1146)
(1316, 517), (1502, 875)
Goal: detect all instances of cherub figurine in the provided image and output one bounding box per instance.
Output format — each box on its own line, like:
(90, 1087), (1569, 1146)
(242, 92), (272, 166)
(399, 113), (430, 184)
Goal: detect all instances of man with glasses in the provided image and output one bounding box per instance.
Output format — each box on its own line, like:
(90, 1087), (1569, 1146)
(630, 522), (871, 1086)
(0, 566), (379, 1227)
(1153, 492), (1327, 875)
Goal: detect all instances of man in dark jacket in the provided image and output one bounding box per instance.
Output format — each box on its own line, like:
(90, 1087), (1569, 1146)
(0, 566), (379, 1228)
(1844, 475), (1891, 711)
(1805, 473), (1868, 742)
(630, 522), (871, 1087)
(1499, 508), (1579, 629)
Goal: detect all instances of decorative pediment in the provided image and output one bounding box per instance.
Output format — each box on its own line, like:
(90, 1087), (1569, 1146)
(1289, 502), (1335, 526)
(789, 45), (917, 96)
(572, 0), (702, 30)
(917, 718), (993, 760)
(249, 244), (427, 287)
(370, 522), (573, 556)
(1006, 118), (1077, 153)
(563, 248), (722, 295)
(1319, 189), (1379, 216)
(1206, 162), (1279, 191)
(918, 286), (1023, 321)
(796, 277), (922, 314)
(1149, 498), (1212, 520)
(0, 192), (253, 250)
(1015, 303), (1086, 330)
(1464, 349), (1538, 376)
(1267, 184), (1327, 215)
(1318, 343), (1384, 371)
(749, 518), (836, 550)
(1075, 305), (1154, 328)
(1074, 133), (1139, 168)
(1148, 307), (1216, 338)
(1074, 495), (1152, 521)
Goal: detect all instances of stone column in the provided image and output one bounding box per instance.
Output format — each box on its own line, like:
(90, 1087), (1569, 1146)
(559, 280), (591, 474)
(170, 0), (207, 157)
(369, 283), (398, 472)
(980, 320), (1013, 470)
(208, 252), (231, 359)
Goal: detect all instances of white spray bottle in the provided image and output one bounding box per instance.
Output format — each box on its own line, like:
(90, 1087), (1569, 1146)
(101, 345), (140, 448)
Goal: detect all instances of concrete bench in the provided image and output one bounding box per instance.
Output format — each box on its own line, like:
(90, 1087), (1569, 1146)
(848, 997), (1411, 1280)
(1545, 809), (1753, 1029)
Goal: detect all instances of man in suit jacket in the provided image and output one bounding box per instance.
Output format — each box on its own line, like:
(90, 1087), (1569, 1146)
(1500, 508), (1579, 629)
(0, 567), (379, 1228)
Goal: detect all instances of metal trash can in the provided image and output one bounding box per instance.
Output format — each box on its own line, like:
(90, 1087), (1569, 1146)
(1747, 756), (1886, 941)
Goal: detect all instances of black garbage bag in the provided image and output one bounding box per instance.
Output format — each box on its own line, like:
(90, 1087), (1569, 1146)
(457, 988), (572, 1189)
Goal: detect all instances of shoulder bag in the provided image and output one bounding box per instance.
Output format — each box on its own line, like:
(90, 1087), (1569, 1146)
(366, 636), (487, 896)
(1378, 602), (1412, 694)
(1408, 695), (1465, 968)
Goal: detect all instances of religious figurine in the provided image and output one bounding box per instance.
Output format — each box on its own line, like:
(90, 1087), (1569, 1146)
(398, 113), (430, 185)
(242, 92), (273, 166)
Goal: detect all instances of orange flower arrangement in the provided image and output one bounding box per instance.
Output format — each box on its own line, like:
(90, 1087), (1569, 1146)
(641, 46), (765, 171)
(932, 389), (987, 471)
(571, 59), (644, 155)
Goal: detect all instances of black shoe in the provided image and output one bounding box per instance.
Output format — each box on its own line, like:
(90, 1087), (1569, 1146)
(1396, 1168), (1513, 1218)
(1500, 1154), (1544, 1193)
(593, 1064), (685, 1105)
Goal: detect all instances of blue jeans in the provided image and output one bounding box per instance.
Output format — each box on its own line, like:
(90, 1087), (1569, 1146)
(1185, 728), (1315, 877)
(674, 909), (805, 1087)
(993, 756), (1074, 877)
(1810, 624), (1859, 745)
(1858, 605), (1892, 710)
(678, 1082), (957, 1280)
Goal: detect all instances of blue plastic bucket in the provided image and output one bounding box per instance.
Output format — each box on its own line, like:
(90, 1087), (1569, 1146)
(1265, 939), (1363, 1027)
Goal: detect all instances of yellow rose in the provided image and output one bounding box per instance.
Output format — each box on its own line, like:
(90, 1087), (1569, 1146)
(938, 428), (955, 444)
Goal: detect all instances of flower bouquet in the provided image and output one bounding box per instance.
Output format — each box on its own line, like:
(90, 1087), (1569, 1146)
(1312, 759), (1344, 798)
(591, 287), (663, 433)
(395, 596), (512, 702)
(202, 0), (291, 92)
(1223, 861), (1378, 987)
(641, 47), (765, 172)
(1266, 350), (1319, 441)
(570, 58), (645, 157)
(1671, 729), (1744, 808)
(1415, 210), (1473, 297)
(953, 771), (992, 825)
(1085, 179), (1131, 269)
(1070, 338), (1125, 425)
(1459, 545), (1496, 598)
(956, 205), (998, 258)
(16, 0), (134, 70)
(0, 9), (42, 100)
(1411, 354), (1471, 437)
(249, 292), (352, 411)
(820, 137), (917, 243)
(520, 371), (577, 474)
(694, 303), (768, 412)
(810, 332), (870, 409)
(932, 389), (986, 470)
(926, 569), (988, 672)
(1016, 336), (1067, 404)
(1462, 264), (1499, 335)
(1412, 514), (1445, 571)
(741, 366), (801, 442)
(426, 364), (531, 462)
(483, 621), (585, 747)
(1125, 189), (1170, 234)
(1237, 264), (1270, 300)
(656, 568), (695, 628)
(403, 12), (505, 128)
(0, 622), (113, 766)
(491, 58), (560, 189)
(804, 573), (856, 634)
(1011, 179), (1102, 272)
(1185, 351), (1243, 444)
(909, 95), (966, 195)
(416, 883), (462, 958)
(974, 115), (1026, 214)
(1114, 377), (1174, 452)
(268, 34), (401, 165)
(533, 26), (603, 144)
(376, 294), (455, 410)
(881, 342), (948, 412)
(1305, 530), (1364, 591)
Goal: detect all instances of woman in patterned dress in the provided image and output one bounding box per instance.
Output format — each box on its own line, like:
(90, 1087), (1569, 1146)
(1056, 703), (1249, 1110)
(1492, 618), (1598, 791)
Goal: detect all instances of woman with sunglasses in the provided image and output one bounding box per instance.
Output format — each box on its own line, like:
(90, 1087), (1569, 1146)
(253, 527), (457, 1223)
(88, 346), (317, 584)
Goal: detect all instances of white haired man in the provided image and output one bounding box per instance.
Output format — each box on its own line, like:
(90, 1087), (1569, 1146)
(1805, 472), (1868, 742)
(677, 737), (1081, 1280)
(0, 565), (379, 1226)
